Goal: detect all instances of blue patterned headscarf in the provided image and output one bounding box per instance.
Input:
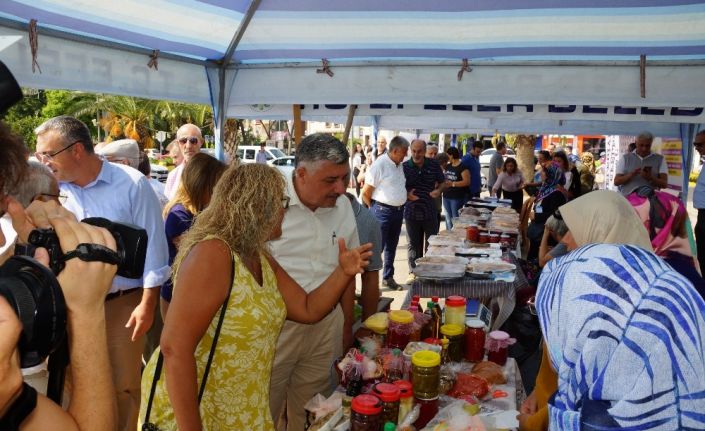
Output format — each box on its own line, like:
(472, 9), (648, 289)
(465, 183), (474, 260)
(537, 243), (705, 430)
(535, 162), (564, 203)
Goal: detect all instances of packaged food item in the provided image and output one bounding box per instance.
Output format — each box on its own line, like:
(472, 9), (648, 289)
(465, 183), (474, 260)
(413, 396), (439, 429)
(486, 330), (515, 366)
(464, 319), (486, 363)
(447, 373), (490, 400)
(444, 296), (467, 328)
(440, 324), (464, 363)
(383, 348), (404, 382)
(387, 310), (414, 349)
(411, 351), (441, 399)
(471, 361), (507, 385)
(393, 380), (413, 424)
(372, 383), (401, 425)
(350, 394), (383, 431)
(363, 312), (389, 335)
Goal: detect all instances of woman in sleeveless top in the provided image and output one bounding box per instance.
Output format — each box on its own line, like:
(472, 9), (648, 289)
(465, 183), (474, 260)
(139, 164), (372, 430)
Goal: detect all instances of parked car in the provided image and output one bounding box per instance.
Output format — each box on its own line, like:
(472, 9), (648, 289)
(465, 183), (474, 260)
(150, 163), (169, 183)
(235, 146), (287, 163)
(478, 148), (516, 168)
(270, 156), (295, 177)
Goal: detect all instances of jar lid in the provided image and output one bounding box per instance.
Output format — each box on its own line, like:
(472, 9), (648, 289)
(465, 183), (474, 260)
(440, 324), (464, 336)
(445, 295), (466, 307)
(390, 310), (414, 324)
(465, 318), (485, 329)
(479, 232), (489, 236)
(351, 394), (383, 415)
(411, 350), (441, 368)
(373, 383), (401, 402)
(501, 233), (510, 237)
(489, 330), (510, 340)
(393, 380), (413, 398)
(412, 294), (420, 301)
(431, 296), (439, 303)
(422, 337), (441, 345)
(490, 233), (500, 237)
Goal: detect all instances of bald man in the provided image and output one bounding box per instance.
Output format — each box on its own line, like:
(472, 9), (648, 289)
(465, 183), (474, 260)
(164, 124), (203, 199)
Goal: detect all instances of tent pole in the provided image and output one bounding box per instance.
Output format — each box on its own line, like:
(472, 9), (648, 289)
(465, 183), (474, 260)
(342, 104), (357, 147)
(293, 104), (304, 148)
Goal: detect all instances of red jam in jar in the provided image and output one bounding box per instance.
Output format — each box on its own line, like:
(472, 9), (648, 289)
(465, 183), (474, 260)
(466, 224), (479, 242)
(351, 394), (383, 431)
(464, 319), (486, 362)
(486, 330), (515, 366)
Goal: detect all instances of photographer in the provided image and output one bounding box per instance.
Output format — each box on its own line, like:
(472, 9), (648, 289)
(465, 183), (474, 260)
(1, 120), (117, 430)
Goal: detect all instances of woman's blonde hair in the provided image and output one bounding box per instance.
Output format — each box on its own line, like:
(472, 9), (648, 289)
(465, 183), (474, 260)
(163, 153), (226, 217)
(172, 163), (286, 278)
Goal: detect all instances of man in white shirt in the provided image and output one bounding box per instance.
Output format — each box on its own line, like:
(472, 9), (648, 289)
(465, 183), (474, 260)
(268, 134), (360, 431)
(164, 124), (203, 199)
(361, 136), (410, 290)
(614, 131), (668, 195)
(34, 116), (169, 431)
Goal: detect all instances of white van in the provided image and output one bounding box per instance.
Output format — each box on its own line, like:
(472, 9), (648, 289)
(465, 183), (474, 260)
(235, 146), (287, 163)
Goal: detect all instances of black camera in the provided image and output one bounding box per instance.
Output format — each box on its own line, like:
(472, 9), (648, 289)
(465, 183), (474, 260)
(28, 217), (148, 279)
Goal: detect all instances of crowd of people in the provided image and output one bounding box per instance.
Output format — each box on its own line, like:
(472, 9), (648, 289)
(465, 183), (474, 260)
(1, 114), (705, 430)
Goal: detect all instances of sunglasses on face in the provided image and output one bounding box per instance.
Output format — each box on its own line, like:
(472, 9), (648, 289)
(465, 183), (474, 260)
(178, 137), (200, 145)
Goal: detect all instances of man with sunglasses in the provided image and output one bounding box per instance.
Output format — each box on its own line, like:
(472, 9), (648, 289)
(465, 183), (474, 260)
(34, 116), (169, 431)
(693, 130), (705, 274)
(164, 124), (203, 200)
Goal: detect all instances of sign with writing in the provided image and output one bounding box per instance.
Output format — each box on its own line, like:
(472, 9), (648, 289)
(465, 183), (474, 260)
(661, 139), (684, 191)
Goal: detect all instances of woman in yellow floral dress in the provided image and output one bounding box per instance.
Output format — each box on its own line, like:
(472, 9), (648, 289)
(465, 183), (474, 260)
(138, 163), (372, 430)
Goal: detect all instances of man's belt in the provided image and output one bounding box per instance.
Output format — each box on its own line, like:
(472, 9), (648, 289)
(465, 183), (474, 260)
(105, 287), (141, 302)
(374, 201), (404, 210)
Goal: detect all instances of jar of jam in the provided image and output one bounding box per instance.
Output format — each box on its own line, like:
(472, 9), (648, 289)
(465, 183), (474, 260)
(464, 318), (486, 362)
(387, 310), (414, 349)
(351, 394), (383, 431)
(411, 350), (440, 399)
(486, 330), (516, 366)
(479, 232), (490, 243)
(490, 233), (500, 243)
(440, 324), (464, 362)
(500, 233), (511, 248)
(466, 224), (479, 242)
(444, 296), (466, 327)
(393, 380), (413, 424)
(373, 383), (401, 425)
(413, 396), (439, 429)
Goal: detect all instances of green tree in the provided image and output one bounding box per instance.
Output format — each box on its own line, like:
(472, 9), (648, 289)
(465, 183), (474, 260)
(1, 89), (47, 150)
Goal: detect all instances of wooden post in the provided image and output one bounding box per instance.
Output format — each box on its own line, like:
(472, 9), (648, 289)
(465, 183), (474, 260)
(293, 104), (304, 148)
(342, 104), (357, 149)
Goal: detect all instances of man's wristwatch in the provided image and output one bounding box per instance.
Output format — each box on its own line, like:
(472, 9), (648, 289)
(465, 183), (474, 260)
(0, 383), (37, 431)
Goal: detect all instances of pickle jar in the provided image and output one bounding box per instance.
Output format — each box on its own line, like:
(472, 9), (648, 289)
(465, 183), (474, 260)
(393, 380), (413, 424)
(444, 296), (466, 327)
(387, 310), (414, 350)
(350, 394), (383, 431)
(440, 324), (464, 362)
(372, 383), (401, 425)
(464, 318), (486, 362)
(411, 350), (441, 399)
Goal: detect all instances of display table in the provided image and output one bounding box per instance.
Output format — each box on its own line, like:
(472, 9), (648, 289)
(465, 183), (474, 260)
(403, 253), (528, 331)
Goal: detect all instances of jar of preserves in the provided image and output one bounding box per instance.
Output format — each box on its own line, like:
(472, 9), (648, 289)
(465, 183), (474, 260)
(479, 232), (490, 243)
(351, 394), (383, 431)
(411, 350), (441, 399)
(372, 383), (401, 425)
(466, 224), (479, 242)
(440, 324), (464, 362)
(393, 380), (413, 424)
(413, 396), (439, 429)
(486, 330), (516, 366)
(464, 319), (486, 362)
(490, 233), (500, 243)
(387, 310), (414, 350)
(444, 296), (466, 327)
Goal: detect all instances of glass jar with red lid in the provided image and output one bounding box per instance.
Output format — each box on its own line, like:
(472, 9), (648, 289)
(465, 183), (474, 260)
(372, 383), (401, 425)
(351, 394), (383, 431)
(444, 296), (466, 327)
(464, 318), (486, 362)
(393, 380), (413, 424)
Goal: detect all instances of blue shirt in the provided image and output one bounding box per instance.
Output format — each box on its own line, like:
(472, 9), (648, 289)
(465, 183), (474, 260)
(695, 167), (705, 209)
(60, 161), (170, 293)
(461, 154), (482, 194)
(403, 158), (445, 221)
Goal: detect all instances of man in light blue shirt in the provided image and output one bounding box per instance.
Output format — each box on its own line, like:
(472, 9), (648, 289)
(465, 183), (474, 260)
(256, 143), (269, 164)
(693, 130), (705, 273)
(34, 116), (169, 431)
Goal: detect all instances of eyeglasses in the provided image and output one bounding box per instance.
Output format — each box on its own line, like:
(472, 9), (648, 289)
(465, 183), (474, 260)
(35, 141), (79, 162)
(178, 136), (200, 145)
(282, 196), (290, 209)
(34, 193), (68, 205)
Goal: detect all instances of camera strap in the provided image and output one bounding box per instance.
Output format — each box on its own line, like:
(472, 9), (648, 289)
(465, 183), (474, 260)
(62, 243), (121, 266)
(142, 252), (235, 429)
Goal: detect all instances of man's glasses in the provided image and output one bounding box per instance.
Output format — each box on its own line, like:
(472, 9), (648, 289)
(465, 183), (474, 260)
(34, 193), (68, 205)
(34, 141), (79, 162)
(282, 196), (290, 209)
(178, 137), (200, 145)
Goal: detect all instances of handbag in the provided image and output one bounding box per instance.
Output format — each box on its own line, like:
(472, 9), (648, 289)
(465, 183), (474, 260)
(142, 253), (235, 431)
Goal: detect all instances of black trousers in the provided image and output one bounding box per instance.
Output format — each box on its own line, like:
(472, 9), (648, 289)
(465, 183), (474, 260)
(502, 188), (524, 213)
(405, 217), (440, 273)
(696, 209), (705, 274)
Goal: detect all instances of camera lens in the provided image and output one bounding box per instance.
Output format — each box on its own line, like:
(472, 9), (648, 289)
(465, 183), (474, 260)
(0, 256), (67, 368)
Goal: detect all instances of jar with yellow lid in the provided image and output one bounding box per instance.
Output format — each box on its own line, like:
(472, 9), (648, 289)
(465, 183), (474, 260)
(440, 324), (464, 362)
(387, 310), (414, 349)
(411, 351), (440, 399)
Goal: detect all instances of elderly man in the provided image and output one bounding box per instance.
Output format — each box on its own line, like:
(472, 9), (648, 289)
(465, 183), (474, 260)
(693, 130), (705, 274)
(268, 134), (360, 431)
(362, 136), (410, 290)
(614, 132), (668, 195)
(461, 140), (485, 199)
(403, 139), (445, 283)
(96, 138), (140, 169)
(488, 141), (507, 197)
(372, 136), (388, 161)
(164, 124), (203, 199)
(34, 116), (169, 431)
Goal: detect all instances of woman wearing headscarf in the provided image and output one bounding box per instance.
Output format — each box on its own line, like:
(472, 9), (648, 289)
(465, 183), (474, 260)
(519, 190), (657, 430)
(527, 163), (567, 260)
(627, 189), (705, 298)
(578, 152), (596, 194)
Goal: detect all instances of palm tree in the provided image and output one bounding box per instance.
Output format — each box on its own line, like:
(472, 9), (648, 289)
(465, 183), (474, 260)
(514, 134), (537, 182)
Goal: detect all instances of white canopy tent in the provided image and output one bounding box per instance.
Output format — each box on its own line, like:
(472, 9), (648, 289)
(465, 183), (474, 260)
(0, 0), (703, 190)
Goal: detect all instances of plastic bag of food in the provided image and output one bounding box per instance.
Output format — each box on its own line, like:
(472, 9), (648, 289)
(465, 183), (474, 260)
(447, 374), (490, 401)
(470, 361), (507, 385)
(421, 399), (485, 431)
(363, 312), (388, 334)
(305, 392), (343, 429)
